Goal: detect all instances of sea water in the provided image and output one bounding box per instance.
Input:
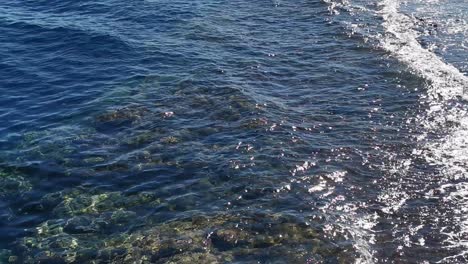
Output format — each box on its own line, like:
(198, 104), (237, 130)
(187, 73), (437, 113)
(0, 0), (466, 263)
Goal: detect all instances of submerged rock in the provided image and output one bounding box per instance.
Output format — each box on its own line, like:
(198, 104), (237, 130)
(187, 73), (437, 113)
(95, 106), (149, 124)
(63, 216), (103, 234)
(241, 117), (269, 130)
(11, 209), (349, 263)
(124, 131), (161, 146)
(160, 136), (179, 144)
(52, 189), (161, 218)
(209, 228), (250, 250)
(83, 157), (106, 164)
(0, 169), (32, 197)
(164, 252), (221, 264)
(0, 249), (13, 263)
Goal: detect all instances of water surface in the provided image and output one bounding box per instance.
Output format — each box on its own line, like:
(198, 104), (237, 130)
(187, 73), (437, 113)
(0, 0), (467, 263)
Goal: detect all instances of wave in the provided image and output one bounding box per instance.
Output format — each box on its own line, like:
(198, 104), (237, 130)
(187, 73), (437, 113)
(323, 0), (468, 262)
(0, 5), (136, 50)
(379, 1), (468, 261)
(378, 0), (467, 100)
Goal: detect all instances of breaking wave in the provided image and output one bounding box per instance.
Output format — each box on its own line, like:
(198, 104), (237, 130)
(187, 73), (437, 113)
(324, 0), (468, 262)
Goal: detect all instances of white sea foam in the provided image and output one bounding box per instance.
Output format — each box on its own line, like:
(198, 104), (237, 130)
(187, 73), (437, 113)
(323, 0), (468, 261)
(378, 0), (467, 101)
(379, 0), (468, 261)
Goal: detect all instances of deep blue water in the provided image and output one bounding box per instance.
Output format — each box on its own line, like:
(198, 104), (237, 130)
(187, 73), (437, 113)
(0, 0), (467, 263)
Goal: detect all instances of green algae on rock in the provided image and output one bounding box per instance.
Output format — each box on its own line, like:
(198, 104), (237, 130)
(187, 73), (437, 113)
(94, 106), (150, 125)
(0, 169), (32, 197)
(52, 190), (161, 217)
(160, 136), (179, 145)
(11, 209), (356, 263)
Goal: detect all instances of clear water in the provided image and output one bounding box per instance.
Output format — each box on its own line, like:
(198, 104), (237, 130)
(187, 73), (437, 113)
(0, 0), (466, 263)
